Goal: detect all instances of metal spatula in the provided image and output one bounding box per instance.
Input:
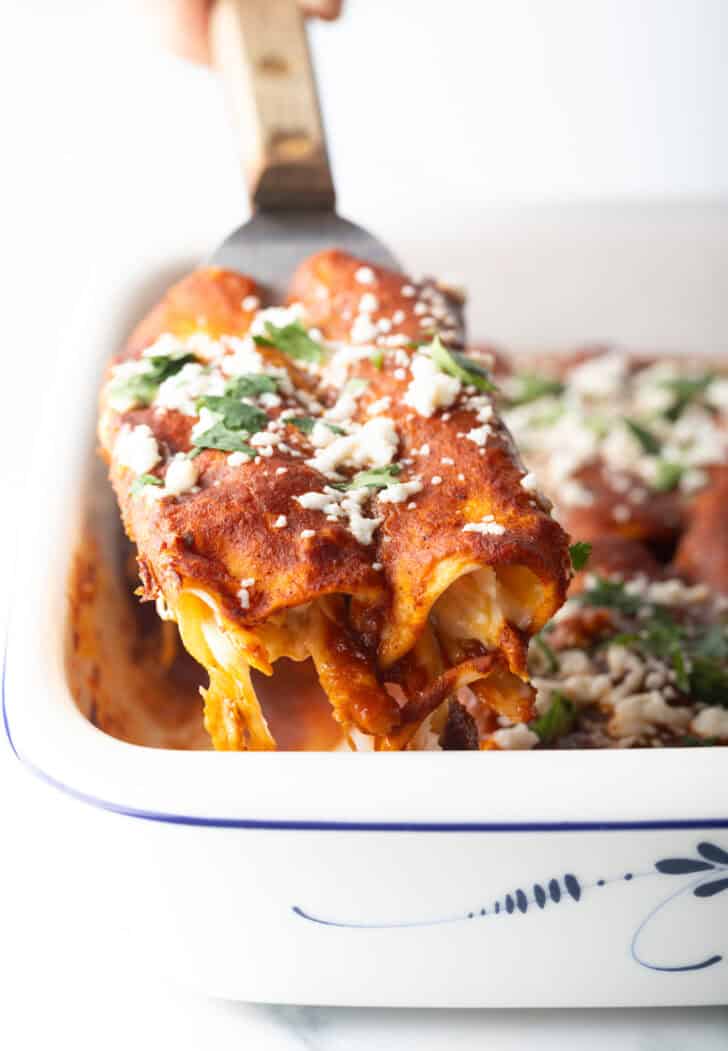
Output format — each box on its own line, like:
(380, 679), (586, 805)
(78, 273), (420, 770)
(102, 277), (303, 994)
(208, 0), (400, 300)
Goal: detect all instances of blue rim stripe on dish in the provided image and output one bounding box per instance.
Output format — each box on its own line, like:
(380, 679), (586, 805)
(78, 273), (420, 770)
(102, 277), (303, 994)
(4, 641), (728, 833)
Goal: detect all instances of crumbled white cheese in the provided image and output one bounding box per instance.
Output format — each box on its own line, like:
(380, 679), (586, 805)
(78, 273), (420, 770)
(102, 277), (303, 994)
(141, 333), (187, 359)
(691, 706), (728, 739)
(706, 377), (728, 412)
(115, 424), (160, 475)
(403, 353), (460, 417)
(295, 491), (332, 511)
(377, 478), (423, 504)
(164, 454), (198, 495)
(465, 425), (492, 447)
(241, 295), (260, 312)
(609, 691), (692, 738)
(275, 466), (288, 476)
(355, 266), (376, 284)
(238, 587), (251, 610)
(220, 336), (265, 378)
(366, 396), (392, 416)
(340, 488), (382, 544)
(156, 363), (224, 416)
(358, 292), (379, 313)
(350, 315), (378, 344)
(300, 529), (316, 540)
(273, 515), (287, 529)
(491, 724), (539, 750)
(642, 578), (709, 606)
(249, 303), (303, 337)
(463, 514), (506, 535)
(250, 430), (281, 449)
(191, 407), (224, 441)
(106, 359), (150, 412)
(431, 475), (443, 485)
(325, 382), (368, 424)
(306, 417), (399, 478)
(227, 451), (249, 467)
(568, 352), (628, 398)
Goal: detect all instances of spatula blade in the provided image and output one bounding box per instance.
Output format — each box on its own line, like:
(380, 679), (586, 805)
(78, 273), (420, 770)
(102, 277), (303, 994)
(209, 210), (401, 301)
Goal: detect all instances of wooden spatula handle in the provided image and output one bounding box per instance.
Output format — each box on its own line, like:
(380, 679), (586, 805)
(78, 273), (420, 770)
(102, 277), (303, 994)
(210, 0), (335, 212)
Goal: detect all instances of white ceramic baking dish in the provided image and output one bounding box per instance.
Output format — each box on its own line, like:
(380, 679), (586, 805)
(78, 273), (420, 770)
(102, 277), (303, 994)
(4, 217), (728, 1007)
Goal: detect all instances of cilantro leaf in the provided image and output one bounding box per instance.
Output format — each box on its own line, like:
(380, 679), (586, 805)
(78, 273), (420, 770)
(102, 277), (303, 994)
(689, 657), (728, 707)
(224, 374), (278, 399)
(428, 335), (496, 392)
(652, 460), (684, 492)
(569, 541), (592, 572)
(693, 625), (728, 662)
(145, 351), (198, 384)
(195, 395), (267, 433)
(109, 351), (197, 409)
(578, 576), (641, 614)
(370, 349), (384, 370)
(508, 374), (565, 407)
(678, 735), (719, 747)
(288, 417), (345, 436)
(190, 422), (256, 458)
(662, 374), (715, 422)
(333, 464), (402, 491)
(623, 417), (661, 455)
(288, 416), (315, 435)
(130, 473), (163, 496)
(530, 692), (576, 744)
(253, 321), (324, 362)
(685, 624), (728, 704)
(532, 633), (559, 674)
(635, 608), (690, 690)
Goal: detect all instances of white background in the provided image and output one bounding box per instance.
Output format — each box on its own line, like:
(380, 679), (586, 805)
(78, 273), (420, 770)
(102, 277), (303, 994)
(1, 1), (728, 1047)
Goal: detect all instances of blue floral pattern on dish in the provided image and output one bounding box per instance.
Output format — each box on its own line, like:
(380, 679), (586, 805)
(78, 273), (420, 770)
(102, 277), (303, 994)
(293, 840), (728, 973)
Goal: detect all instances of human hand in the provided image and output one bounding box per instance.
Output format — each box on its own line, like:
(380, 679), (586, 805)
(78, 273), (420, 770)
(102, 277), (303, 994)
(139, 0), (343, 65)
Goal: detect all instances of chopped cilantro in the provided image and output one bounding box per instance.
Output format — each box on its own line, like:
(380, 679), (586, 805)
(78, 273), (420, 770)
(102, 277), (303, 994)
(288, 417), (345, 436)
(634, 607), (690, 690)
(508, 374), (565, 406)
(578, 576), (642, 614)
(109, 351), (197, 409)
(684, 623), (728, 705)
(190, 422), (256, 459)
(253, 320), (324, 362)
(689, 656), (728, 707)
(569, 541), (592, 572)
(332, 464), (402, 491)
(428, 335), (496, 393)
(662, 374), (715, 422)
(678, 735), (719, 747)
(693, 624), (728, 662)
(288, 416), (315, 435)
(532, 633), (559, 674)
(370, 349), (384, 370)
(130, 473), (163, 496)
(195, 395), (267, 434)
(623, 417), (661, 455)
(530, 692), (576, 744)
(224, 374), (278, 399)
(652, 460), (684, 492)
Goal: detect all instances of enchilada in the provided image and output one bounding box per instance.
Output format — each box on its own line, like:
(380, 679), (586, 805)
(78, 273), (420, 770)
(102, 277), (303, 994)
(98, 251), (571, 751)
